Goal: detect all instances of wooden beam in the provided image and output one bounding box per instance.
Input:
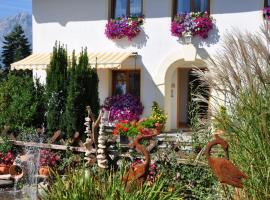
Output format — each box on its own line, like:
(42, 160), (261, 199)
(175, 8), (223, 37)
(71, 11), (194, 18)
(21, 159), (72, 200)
(9, 140), (87, 153)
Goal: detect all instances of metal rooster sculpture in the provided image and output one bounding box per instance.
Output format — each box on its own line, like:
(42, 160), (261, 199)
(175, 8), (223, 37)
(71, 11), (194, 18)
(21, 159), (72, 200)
(123, 128), (159, 191)
(206, 133), (248, 189)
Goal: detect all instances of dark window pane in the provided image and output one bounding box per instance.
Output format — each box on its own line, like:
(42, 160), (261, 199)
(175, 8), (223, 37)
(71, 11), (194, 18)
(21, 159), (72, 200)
(268, 0), (270, 6)
(128, 72), (140, 97)
(177, 0), (190, 13)
(115, 0), (127, 18)
(114, 72), (127, 95)
(194, 0), (208, 12)
(130, 0), (142, 16)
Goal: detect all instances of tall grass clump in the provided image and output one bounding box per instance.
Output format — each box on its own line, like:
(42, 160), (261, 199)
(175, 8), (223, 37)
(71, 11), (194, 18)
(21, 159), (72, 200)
(42, 168), (183, 200)
(197, 25), (270, 199)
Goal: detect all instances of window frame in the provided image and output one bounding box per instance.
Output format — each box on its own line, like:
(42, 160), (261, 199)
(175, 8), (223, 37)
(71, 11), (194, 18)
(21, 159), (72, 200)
(172, 0), (210, 17)
(112, 70), (141, 97)
(265, 0), (270, 7)
(110, 0), (143, 19)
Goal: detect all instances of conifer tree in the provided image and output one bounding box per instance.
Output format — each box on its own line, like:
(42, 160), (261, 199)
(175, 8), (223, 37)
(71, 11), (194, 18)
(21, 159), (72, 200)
(1, 25), (31, 71)
(64, 49), (99, 137)
(46, 43), (68, 134)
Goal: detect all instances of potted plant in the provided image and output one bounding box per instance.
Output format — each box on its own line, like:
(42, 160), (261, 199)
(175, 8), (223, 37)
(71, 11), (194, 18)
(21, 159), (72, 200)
(105, 16), (144, 41)
(171, 12), (214, 41)
(113, 120), (139, 145)
(39, 149), (60, 176)
(0, 151), (15, 174)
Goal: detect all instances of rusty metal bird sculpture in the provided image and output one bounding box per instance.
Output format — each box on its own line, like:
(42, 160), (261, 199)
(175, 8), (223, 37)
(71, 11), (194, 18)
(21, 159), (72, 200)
(123, 128), (159, 191)
(205, 133), (248, 188)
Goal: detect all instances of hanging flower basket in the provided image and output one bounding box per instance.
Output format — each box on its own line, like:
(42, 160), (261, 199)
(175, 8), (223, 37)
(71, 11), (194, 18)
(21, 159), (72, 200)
(263, 7), (270, 21)
(171, 12), (214, 40)
(105, 16), (144, 41)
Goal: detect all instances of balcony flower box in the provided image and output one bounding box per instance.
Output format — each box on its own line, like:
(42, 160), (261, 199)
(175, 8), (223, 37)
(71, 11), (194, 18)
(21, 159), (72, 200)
(263, 7), (270, 21)
(105, 16), (144, 41)
(171, 12), (214, 40)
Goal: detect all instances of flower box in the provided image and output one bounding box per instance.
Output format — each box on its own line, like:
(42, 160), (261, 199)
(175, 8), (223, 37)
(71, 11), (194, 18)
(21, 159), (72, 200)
(171, 12), (214, 40)
(263, 7), (270, 21)
(105, 16), (144, 41)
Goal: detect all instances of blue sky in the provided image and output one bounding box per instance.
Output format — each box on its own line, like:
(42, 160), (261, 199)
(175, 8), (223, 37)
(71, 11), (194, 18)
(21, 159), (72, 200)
(0, 0), (32, 18)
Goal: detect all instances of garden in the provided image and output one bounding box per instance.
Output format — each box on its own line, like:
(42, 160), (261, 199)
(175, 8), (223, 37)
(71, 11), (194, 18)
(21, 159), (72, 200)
(0, 25), (270, 200)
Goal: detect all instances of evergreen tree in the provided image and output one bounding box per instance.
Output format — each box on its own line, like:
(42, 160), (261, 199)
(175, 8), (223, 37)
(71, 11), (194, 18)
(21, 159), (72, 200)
(46, 43), (68, 134)
(64, 49), (100, 137)
(1, 25), (31, 71)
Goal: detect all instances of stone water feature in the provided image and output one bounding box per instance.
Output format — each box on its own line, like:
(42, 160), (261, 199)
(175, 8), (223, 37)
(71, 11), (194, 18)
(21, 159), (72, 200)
(0, 133), (47, 200)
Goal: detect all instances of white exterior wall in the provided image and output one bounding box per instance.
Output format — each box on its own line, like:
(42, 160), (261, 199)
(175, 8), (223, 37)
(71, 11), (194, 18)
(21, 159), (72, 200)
(32, 0), (265, 130)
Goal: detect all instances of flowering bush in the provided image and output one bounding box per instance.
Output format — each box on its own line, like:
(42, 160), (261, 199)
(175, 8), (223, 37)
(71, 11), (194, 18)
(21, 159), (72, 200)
(0, 152), (15, 165)
(105, 16), (144, 40)
(150, 101), (167, 127)
(113, 120), (139, 138)
(103, 94), (144, 122)
(263, 7), (270, 21)
(39, 149), (60, 168)
(171, 12), (213, 39)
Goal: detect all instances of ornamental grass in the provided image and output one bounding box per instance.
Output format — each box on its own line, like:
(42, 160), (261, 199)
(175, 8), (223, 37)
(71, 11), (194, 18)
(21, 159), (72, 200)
(196, 25), (270, 199)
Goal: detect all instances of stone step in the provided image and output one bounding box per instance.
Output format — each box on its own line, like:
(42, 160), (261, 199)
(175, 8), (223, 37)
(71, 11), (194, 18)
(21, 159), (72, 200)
(0, 179), (13, 188)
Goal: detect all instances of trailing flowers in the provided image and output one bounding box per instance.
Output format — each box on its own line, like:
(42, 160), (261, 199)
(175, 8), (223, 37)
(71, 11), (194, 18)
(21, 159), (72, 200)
(171, 12), (213, 39)
(105, 16), (144, 40)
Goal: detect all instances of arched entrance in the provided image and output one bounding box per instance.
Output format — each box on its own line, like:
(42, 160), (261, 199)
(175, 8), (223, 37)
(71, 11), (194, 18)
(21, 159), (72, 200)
(153, 48), (210, 131)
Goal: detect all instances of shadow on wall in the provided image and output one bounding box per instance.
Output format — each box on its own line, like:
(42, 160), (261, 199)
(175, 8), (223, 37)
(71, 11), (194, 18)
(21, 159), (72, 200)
(33, 0), (108, 26)
(141, 59), (164, 117)
(124, 55), (164, 116)
(113, 29), (149, 49)
(194, 23), (221, 47)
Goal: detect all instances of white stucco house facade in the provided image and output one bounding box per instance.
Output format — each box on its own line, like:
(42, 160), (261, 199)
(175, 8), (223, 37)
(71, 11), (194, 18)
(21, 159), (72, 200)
(11, 0), (268, 130)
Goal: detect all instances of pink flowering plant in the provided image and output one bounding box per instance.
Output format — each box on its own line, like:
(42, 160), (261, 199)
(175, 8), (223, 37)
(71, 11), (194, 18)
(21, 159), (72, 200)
(39, 149), (60, 168)
(103, 94), (144, 122)
(171, 12), (214, 39)
(0, 152), (15, 165)
(105, 16), (144, 40)
(263, 7), (270, 21)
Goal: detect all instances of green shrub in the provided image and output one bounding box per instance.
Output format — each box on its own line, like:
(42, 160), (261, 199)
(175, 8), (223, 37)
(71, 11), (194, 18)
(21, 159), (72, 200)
(0, 74), (46, 132)
(46, 43), (68, 134)
(64, 49), (100, 138)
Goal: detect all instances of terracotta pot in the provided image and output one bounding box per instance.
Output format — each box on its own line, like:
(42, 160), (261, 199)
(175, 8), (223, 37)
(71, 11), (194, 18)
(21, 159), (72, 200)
(9, 165), (24, 179)
(39, 166), (51, 177)
(0, 164), (10, 175)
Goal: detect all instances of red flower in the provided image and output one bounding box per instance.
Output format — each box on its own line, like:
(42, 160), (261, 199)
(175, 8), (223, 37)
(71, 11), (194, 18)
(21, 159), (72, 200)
(113, 129), (119, 135)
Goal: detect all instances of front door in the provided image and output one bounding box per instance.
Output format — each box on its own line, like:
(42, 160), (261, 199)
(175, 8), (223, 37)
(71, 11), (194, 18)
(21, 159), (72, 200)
(178, 68), (209, 128)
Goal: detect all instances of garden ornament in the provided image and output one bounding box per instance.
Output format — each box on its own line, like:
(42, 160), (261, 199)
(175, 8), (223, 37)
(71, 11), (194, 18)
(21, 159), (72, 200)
(206, 132), (248, 198)
(123, 128), (159, 192)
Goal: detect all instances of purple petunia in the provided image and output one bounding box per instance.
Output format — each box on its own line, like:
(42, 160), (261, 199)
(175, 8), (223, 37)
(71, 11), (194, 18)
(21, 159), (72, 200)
(171, 12), (214, 39)
(102, 94), (144, 122)
(105, 16), (144, 41)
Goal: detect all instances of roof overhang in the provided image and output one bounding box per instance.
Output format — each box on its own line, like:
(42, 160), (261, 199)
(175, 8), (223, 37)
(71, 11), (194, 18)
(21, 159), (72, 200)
(11, 52), (135, 70)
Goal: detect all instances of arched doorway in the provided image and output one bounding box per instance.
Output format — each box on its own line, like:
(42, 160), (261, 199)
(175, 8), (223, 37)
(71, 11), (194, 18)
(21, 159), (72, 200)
(153, 48), (210, 131)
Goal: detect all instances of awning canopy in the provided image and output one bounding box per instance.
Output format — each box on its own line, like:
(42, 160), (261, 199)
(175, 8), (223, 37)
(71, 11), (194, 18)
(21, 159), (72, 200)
(11, 52), (134, 70)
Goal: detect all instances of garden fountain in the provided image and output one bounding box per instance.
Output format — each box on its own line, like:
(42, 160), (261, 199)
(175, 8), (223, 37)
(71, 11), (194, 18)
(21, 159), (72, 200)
(0, 133), (45, 200)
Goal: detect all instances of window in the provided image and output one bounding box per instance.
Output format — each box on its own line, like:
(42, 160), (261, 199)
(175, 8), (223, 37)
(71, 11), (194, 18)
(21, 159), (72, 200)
(173, 0), (210, 16)
(111, 0), (143, 18)
(112, 70), (140, 97)
(265, 0), (270, 6)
